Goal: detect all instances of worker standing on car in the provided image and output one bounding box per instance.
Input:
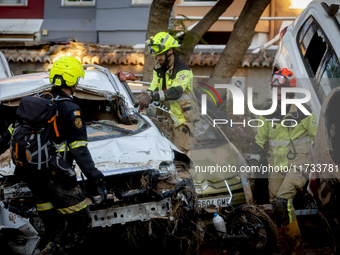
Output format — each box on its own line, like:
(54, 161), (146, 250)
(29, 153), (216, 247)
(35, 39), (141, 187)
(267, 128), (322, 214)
(0, 56), (107, 255)
(249, 68), (318, 254)
(135, 32), (200, 155)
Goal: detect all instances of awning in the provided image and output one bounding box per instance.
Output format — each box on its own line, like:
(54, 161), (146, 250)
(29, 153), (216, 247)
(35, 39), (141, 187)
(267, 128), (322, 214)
(0, 19), (43, 41)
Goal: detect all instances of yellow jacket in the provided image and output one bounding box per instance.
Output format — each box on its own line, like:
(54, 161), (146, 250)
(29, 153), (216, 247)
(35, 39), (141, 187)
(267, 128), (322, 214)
(252, 104), (318, 169)
(148, 54), (199, 127)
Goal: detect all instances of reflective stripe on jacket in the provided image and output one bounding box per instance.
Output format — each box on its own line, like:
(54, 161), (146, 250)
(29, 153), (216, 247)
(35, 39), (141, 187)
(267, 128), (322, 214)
(148, 55), (200, 127)
(254, 104), (318, 169)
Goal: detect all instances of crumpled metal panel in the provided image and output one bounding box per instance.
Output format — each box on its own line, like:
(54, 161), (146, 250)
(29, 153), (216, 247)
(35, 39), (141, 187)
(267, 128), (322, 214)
(90, 198), (172, 227)
(0, 202), (40, 255)
(0, 69), (178, 177)
(0, 70), (117, 102)
(75, 126), (174, 177)
(0, 126), (175, 177)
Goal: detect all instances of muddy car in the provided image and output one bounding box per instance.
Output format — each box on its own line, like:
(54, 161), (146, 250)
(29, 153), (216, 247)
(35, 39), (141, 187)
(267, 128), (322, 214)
(0, 65), (199, 255)
(310, 87), (340, 254)
(128, 82), (278, 253)
(272, 1), (340, 253)
(0, 50), (11, 79)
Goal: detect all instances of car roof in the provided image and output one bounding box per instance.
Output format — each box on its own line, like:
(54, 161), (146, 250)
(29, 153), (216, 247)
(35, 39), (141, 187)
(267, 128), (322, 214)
(0, 69), (120, 102)
(311, 0), (339, 4)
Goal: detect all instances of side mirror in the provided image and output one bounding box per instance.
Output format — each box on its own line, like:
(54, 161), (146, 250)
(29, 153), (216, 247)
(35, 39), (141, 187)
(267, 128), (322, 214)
(116, 71), (136, 82)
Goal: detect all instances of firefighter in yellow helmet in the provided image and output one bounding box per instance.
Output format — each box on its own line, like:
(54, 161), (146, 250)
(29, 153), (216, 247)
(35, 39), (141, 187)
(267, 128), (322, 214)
(135, 32), (200, 155)
(0, 56), (107, 255)
(249, 68), (318, 254)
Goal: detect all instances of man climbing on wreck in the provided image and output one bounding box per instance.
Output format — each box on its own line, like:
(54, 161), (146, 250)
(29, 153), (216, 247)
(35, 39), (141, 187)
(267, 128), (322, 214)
(134, 32), (200, 156)
(249, 68), (318, 254)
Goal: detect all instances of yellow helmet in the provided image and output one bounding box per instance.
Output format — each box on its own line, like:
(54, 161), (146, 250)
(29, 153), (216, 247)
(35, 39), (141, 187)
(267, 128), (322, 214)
(145, 32), (178, 56)
(49, 56), (85, 87)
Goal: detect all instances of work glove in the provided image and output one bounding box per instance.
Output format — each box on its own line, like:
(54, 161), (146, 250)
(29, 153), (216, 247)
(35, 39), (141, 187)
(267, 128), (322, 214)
(134, 91), (152, 109)
(95, 179), (107, 205)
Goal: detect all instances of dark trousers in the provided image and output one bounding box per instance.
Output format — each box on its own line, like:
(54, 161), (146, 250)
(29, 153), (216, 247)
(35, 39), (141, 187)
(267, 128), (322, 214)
(19, 167), (92, 254)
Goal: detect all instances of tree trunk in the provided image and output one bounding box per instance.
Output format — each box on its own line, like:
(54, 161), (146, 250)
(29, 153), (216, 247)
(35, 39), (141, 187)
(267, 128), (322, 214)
(211, 0), (271, 78)
(142, 0), (176, 82)
(177, 0), (234, 64)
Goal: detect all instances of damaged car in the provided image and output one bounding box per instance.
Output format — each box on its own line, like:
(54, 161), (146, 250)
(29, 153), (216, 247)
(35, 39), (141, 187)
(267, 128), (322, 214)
(0, 65), (199, 255)
(128, 81), (279, 254)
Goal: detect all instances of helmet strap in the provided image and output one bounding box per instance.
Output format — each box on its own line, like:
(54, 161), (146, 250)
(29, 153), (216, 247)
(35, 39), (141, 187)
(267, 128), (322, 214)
(164, 50), (174, 67)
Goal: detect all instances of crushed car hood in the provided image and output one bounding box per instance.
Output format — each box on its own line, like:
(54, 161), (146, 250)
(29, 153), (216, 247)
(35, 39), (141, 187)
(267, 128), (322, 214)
(81, 127), (175, 177)
(0, 72), (178, 177)
(0, 126), (174, 177)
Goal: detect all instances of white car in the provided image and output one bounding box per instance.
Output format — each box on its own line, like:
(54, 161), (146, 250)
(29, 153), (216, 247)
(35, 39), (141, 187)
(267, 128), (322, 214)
(273, 0), (340, 119)
(0, 51), (11, 79)
(0, 65), (198, 255)
(274, 1), (340, 253)
(0, 63), (279, 254)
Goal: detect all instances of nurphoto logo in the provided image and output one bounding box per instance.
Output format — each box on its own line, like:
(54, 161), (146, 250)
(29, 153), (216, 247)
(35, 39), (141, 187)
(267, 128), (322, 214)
(199, 83), (312, 128)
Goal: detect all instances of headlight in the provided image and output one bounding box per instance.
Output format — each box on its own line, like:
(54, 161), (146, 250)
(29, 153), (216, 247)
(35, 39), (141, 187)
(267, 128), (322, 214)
(159, 162), (182, 184)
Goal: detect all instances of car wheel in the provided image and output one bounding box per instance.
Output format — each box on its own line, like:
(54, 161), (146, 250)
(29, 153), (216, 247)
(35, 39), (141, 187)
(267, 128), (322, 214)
(226, 204), (278, 254)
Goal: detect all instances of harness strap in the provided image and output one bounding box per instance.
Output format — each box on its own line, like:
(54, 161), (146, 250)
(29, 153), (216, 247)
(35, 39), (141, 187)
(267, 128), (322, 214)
(37, 132), (42, 170)
(48, 115), (59, 137)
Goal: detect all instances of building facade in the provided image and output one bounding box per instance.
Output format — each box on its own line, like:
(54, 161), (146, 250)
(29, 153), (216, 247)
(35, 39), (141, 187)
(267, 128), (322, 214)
(0, 0), (312, 104)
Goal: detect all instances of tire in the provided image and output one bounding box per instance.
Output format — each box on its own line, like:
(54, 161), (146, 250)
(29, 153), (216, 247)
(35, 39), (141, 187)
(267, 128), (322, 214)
(226, 204), (278, 254)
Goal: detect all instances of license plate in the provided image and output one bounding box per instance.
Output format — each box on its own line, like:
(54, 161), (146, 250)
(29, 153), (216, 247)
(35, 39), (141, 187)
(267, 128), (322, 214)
(198, 197), (231, 208)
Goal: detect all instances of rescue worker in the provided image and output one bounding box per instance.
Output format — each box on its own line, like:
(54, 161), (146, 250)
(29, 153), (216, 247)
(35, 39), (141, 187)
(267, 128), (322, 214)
(249, 68), (318, 254)
(135, 32), (200, 155)
(0, 56), (107, 255)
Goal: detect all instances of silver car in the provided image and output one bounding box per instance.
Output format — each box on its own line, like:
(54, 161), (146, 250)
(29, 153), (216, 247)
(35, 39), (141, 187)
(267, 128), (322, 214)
(0, 65), (198, 255)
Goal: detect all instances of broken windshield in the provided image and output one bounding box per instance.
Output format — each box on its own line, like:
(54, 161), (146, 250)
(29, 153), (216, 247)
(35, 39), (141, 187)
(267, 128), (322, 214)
(86, 113), (150, 142)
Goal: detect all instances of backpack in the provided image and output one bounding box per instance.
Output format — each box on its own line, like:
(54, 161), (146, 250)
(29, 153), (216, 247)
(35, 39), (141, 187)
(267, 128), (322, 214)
(10, 93), (69, 170)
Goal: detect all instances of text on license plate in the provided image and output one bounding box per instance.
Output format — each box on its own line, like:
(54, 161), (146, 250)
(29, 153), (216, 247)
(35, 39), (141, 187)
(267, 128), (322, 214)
(198, 197), (231, 208)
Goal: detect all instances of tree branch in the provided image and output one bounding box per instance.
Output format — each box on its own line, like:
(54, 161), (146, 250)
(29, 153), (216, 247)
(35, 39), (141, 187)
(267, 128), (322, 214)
(142, 0), (176, 82)
(211, 0), (272, 78)
(177, 0), (235, 64)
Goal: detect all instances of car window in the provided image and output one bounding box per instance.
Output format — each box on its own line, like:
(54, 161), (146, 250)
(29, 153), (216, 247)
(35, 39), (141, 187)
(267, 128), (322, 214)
(301, 22), (317, 54)
(193, 116), (229, 148)
(74, 96), (151, 141)
(317, 51), (340, 102)
(87, 113), (150, 142)
(298, 17), (328, 76)
(298, 16), (313, 52)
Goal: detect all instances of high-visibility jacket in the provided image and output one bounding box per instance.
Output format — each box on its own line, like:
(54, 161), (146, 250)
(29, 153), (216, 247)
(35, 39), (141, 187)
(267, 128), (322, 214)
(251, 104), (318, 169)
(148, 54), (200, 127)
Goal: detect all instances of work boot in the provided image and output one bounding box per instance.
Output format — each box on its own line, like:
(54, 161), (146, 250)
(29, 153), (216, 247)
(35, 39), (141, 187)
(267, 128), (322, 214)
(277, 219), (305, 255)
(278, 226), (290, 253)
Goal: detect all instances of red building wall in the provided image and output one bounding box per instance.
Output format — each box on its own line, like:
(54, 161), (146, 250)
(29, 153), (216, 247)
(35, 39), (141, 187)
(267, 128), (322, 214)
(0, 0), (44, 19)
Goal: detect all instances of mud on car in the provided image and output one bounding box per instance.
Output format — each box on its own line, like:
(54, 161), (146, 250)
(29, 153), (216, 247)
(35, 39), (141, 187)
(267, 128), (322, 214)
(129, 82), (280, 254)
(0, 65), (199, 255)
(273, 1), (340, 253)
